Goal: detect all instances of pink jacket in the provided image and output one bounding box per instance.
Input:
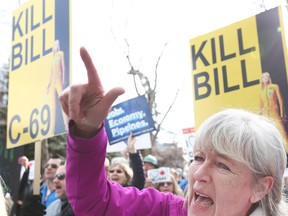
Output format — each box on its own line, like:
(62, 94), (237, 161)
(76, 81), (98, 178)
(66, 126), (187, 216)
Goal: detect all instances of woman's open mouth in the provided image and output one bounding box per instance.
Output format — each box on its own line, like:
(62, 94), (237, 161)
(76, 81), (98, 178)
(194, 192), (214, 208)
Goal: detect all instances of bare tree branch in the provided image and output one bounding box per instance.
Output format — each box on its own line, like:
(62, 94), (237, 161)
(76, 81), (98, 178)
(110, 0), (143, 96)
(108, 2), (181, 146)
(152, 86), (180, 143)
(153, 42), (168, 92)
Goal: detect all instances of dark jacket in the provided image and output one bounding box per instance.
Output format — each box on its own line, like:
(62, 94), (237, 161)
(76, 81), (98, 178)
(129, 152), (145, 190)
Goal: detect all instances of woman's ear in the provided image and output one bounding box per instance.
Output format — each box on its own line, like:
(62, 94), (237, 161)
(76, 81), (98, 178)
(250, 176), (274, 203)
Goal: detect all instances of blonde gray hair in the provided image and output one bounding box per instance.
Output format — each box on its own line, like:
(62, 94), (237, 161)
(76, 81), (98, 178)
(193, 109), (287, 216)
(110, 162), (133, 185)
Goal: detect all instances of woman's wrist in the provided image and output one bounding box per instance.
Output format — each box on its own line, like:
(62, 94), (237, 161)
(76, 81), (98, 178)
(69, 120), (103, 138)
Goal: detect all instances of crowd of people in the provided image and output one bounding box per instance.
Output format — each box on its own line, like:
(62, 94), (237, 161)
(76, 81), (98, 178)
(7, 155), (74, 216)
(1, 132), (189, 216)
(1, 47), (288, 215)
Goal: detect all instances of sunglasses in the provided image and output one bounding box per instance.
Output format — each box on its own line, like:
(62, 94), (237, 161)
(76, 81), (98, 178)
(54, 172), (65, 180)
(109, 169), (123, 174)
(158, 182), (172, 187)
(44, 163), (58, 169)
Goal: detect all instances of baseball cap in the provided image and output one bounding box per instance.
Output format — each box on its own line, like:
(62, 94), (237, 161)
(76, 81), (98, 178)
(143, 154), (158, 167)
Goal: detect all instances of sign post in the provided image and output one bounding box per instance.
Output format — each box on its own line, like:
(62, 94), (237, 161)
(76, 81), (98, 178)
(33, 140), (42, 195)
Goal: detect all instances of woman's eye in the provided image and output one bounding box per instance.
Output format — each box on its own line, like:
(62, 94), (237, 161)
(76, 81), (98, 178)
(217, 162), (231, 171)
(194, 156), (204, 162)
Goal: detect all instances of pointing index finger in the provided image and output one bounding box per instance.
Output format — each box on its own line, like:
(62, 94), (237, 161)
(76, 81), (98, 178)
(80, 47), (103, 87)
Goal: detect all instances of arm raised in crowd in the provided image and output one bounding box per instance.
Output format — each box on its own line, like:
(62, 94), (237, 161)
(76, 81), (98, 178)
(60, 48), (181, 216)
(127, 133), (145, 190)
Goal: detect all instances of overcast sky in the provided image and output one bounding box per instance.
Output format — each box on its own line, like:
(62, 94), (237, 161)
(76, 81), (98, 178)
(1, 0), (287, 144)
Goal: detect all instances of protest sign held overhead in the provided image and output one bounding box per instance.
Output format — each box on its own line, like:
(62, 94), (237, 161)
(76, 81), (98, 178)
(105, 95), (155, 145)
(7, 0), (71, 149)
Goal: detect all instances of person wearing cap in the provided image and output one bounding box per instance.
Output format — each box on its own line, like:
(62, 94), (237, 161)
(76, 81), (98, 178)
(143, 155), (158, 173)
(143, 154), (158, 188)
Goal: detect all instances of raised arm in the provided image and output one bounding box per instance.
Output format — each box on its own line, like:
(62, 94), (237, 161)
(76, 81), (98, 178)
(59, 47), (125, 138)
(60, 47), (184, 216)
(127, 133), (145, 190)
(59, 47), (124, 214)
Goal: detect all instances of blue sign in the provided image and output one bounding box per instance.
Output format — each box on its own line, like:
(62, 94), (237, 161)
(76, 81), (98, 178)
(105, 95), (155, 145)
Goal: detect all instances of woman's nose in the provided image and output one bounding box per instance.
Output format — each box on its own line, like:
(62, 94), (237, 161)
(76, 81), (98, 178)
(192, 162), (212, 183)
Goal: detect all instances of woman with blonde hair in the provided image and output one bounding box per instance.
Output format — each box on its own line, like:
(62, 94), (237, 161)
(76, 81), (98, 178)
(109, 161), (133, 187)
(155, 172), (184, 197)
(109, 132), (145, 189)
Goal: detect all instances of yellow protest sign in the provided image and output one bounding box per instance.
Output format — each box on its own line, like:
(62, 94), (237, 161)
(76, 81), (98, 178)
(190, 6), (288, 152)
(190, 6), (288, 126)
(7, 0), (71, 149)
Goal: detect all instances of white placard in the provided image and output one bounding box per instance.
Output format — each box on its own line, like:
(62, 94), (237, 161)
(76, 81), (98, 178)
(147, 167), (170, 183)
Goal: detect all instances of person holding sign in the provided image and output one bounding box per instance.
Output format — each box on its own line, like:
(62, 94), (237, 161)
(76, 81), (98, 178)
(126, 132), (145, 189)
(109, 132), (145, 190)
(60, 47), (288, 216)
(259, 72), (288, 153)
